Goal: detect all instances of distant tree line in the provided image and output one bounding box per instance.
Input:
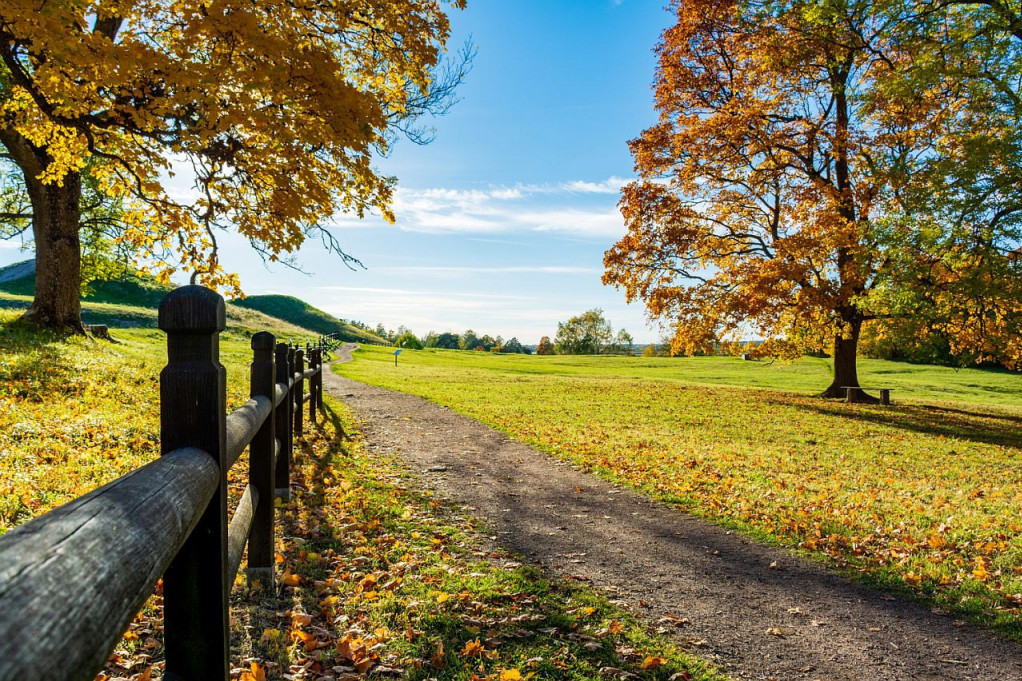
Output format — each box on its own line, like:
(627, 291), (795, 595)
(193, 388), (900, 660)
(375, 325), (534, 354)
(374, 309), (638, 357)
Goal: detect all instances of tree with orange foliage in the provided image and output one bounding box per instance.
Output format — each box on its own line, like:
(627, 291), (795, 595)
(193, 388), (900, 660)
(604, 0), (1021, 398)
(0, 1), (468, 332)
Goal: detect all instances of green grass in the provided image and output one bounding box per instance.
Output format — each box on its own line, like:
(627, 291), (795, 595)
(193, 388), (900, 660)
(0, 309), (724, 681)
(0, 306), (318, 532)
(336, 345), (1022, 639)
(228, 400), (726, 681)
(350, 347), (1022, 407)
(230, 294), (386, 345)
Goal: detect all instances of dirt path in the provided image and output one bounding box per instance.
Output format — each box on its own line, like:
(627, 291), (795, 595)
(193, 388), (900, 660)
(325, 345), (1022, 681)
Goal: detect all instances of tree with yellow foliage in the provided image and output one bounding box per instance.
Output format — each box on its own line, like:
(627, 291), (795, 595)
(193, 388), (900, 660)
(0, 0), (468, 332)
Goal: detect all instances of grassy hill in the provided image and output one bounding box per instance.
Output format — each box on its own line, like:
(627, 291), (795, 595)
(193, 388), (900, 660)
(0, 260), (384, 343)
(229, 294), (385, 344)
(0, 260), (174, 308)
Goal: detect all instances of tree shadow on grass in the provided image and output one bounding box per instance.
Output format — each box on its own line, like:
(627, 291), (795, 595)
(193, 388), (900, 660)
(0, 315), (95, 401)
(790, 397), (1022, 450)
(236, 400), (715, 680)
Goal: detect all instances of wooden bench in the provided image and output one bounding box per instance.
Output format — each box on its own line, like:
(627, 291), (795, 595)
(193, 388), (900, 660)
(842, 386), (893, 405)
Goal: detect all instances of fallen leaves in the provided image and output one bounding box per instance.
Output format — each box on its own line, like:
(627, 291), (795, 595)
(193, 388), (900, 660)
(238, 662), (266, 681)
(641, 655), (667, 669)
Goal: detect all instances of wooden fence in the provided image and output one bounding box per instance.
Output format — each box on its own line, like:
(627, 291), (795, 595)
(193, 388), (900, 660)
(0, 285), (332, 681)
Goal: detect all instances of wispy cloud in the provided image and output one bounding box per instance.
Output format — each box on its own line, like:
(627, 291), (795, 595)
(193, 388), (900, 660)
(372, 265), (600, 275)
(374, 176), (630, 238)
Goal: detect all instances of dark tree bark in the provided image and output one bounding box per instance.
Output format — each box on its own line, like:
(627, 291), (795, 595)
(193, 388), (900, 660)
(0, 128), (86, 334)
(820, 61), (876, 403)
(820, 316), (879, 402)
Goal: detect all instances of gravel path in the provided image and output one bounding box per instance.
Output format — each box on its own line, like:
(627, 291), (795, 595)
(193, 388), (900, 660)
(325, 345), (1022, 681)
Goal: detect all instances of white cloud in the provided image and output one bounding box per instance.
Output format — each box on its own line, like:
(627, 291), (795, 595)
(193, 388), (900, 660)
(372, 265), (600, 275)
(558, 177), (630, 194)
(378, 177), (630, 238)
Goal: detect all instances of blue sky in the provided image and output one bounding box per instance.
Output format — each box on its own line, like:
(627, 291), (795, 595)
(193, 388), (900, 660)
(1, 1), (674, 344)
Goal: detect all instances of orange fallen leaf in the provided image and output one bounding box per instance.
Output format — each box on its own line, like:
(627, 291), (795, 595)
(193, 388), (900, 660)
(461, 638), (485, 658)
(292, 629), (320, 651)
(239, 661), (266, 681)
(499, 669), (523, 681)
(641, 656), (666, 670)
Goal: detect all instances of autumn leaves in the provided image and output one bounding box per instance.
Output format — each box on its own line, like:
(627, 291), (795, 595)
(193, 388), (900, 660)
(604, 0), (1022, 391)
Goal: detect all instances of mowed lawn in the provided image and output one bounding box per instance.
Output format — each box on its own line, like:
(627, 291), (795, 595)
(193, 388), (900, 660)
(337, 346), (1022, 638)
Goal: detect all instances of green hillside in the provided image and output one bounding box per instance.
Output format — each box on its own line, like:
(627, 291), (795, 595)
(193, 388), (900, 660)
(230, 294), (385, 344)
(0, 260), (174, 308)
(0, 260), (383, 343)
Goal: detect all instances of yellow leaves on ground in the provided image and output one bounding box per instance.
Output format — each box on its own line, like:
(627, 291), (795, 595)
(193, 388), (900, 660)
(461, 638), (494, 659)
(238, 662), (265, 681)
(641, 656), (667, 669)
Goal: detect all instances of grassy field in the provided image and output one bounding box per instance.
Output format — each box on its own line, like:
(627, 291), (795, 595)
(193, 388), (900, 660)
(0, 310), (721, 680)
(336, 345), (1022, 639)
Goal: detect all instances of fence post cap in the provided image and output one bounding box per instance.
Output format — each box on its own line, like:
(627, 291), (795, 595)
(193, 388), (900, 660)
(158, 286), (226, 333)
(252, 331), (276, 351)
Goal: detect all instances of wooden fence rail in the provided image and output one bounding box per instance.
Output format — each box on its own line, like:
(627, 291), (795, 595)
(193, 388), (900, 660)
(0, 285), (333, 681)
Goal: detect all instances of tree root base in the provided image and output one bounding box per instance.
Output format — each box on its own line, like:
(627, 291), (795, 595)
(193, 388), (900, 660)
(17, 306), (88, 336)
(820, 386), (881, 404)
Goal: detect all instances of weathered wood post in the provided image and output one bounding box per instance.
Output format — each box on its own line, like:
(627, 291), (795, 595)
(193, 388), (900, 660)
(248, 331), (276, 589)
(159, 286), (229, 681)
(275, 342), (291, 501)
(317, 344), (324, 412)
(294, 346), (305, 439)
(308, 346), (319, 423)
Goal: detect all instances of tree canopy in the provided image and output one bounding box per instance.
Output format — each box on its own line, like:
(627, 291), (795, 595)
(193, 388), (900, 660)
(604, 0), (1022, 397)
(555, 309), (614, 355)
(0, 0), (467, 330)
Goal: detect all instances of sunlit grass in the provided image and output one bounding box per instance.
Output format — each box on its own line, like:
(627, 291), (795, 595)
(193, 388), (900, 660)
(0, 308), (310, 533)
(0, 310), (724, 680)
(337, 345), (1022, 639)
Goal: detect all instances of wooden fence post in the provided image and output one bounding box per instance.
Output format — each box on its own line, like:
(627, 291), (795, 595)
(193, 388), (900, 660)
(248, 331), (276, 590)
(294, 346), (305, 439)
(308, 347), (319, 423)
(275, 342), (291, 501)
(159, 285), (229, 681)
(316, 341), (323, 411)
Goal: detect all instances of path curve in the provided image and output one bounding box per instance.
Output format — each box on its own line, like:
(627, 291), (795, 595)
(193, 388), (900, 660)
(325, 348), (1022, 680)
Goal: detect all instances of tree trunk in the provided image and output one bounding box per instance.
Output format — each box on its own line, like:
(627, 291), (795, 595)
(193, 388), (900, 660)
(820, 317), (878, 403)
(1, 128), (86, 334)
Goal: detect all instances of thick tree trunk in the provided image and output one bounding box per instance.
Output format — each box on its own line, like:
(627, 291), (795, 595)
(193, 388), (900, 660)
(820, 317), (878, 403)
(1, 128), (86, 334)
(20, 171), (86, 334)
